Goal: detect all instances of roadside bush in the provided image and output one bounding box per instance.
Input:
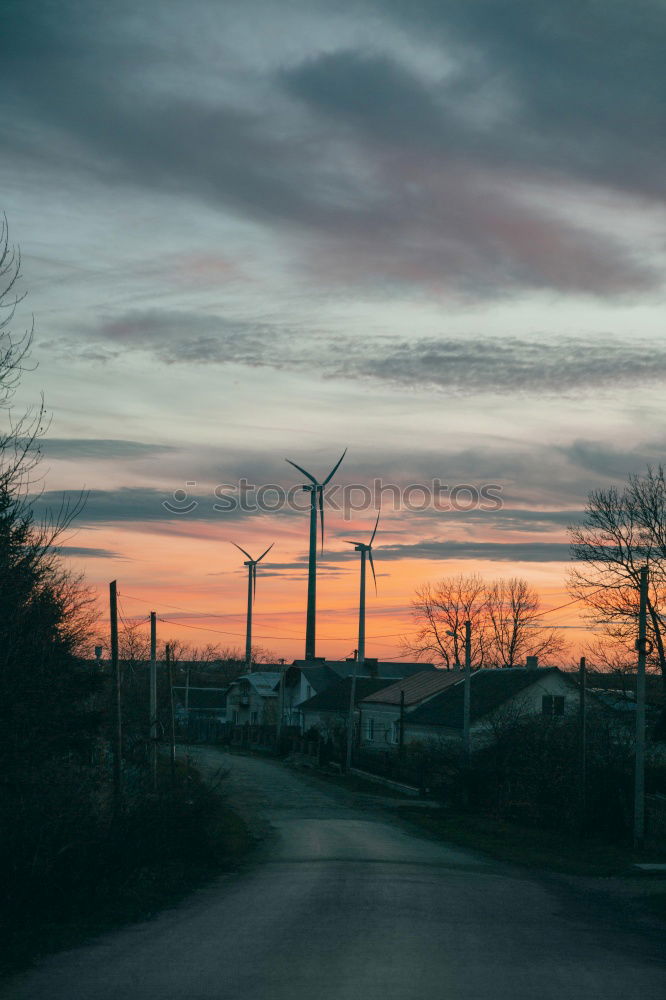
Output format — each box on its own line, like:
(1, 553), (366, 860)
(466, 712), (665, 840)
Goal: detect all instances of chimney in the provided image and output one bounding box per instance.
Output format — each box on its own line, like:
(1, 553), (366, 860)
(526, 656), (539, 670)
(365, 657), (379, 678)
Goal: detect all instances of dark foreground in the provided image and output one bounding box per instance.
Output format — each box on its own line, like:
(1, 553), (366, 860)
(3, 748), (664, 1000)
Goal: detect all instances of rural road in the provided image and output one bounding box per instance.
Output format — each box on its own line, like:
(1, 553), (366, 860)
(3, 748), (665, 999)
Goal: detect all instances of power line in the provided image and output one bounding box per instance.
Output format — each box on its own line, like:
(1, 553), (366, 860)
(113, 586), (610, 651)
(118, 589), (411, 624)
(155, 616), (406, 646)
(531, 586), (609, 620)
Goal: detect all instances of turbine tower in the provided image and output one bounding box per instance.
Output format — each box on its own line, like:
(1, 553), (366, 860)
(231, 542), (274, 669)
(344, 510), (380, 665)
(345, 510), (380, 771)
(285, 449), (347, 661)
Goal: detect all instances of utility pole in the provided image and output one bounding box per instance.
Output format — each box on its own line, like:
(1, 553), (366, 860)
(345, 662), (358, 772)
(277, 664), (285, 746)
(579, 655), (587, 830)
(462, 620), (472, 762)
(110, 581), (122, 815)
(634, 565), (649, 849)
(166, 643), (176, 789)
(150, 611), (157, 791)
(398, 689), (405, 759)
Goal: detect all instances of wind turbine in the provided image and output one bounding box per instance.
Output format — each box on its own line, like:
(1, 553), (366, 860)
(285, 449), (347, 661)
(345, 509), (380, 770)
(344, 509), (380, 665)
(231, 542), (274, 669)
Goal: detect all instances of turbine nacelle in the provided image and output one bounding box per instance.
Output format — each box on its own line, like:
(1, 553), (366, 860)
(285, 448), (347, 552)
(344, 510), (380, 593)
(231, 541), (274, 601)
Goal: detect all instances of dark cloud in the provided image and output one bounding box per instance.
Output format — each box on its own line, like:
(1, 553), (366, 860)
(3, 1), (662, 296)
(560, 439), (666, 479)
(40, 439), (176, 460)
(79, 309), (666, 396)
(412, 508), (585, 533)
(55, 545), (121, 558)
(283, 50), (446, 143)
(31, 487), (251, 524)
(381, 0), (666, 198)
(332, 539), (573, 562)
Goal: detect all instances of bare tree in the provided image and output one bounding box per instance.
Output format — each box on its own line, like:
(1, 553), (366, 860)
(485, 578), (565, 668)
(0, 215), (33, 408)
(403, 574), (488, 668)
(569, 466), (666, 692)
(404, 573), (566, 668)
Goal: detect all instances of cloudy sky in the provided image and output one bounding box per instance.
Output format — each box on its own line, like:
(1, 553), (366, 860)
(3, 0), (665, 659)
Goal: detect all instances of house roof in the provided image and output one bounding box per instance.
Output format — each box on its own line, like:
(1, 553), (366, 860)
(237, 672), (281, 696)
(406, 667), (562, 729)
(309, 661), (435, 680)
(361, 669), (462, 707)
(281, 661), (435, 692)
(300, 677), (394, 714)
(300, 665), (340, 692)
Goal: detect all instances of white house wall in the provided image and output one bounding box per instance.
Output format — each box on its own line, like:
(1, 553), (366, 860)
(402, 672), (586, 748)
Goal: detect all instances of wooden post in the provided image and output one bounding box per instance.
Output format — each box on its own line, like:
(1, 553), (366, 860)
(149, 611), (157, 790)
(166, 643), (176, 789)
(579, 655), (587, 829)
(399, 689), (405, 759)
(345, 661), (358, 772)
(463, 620), (472, 761)
(634, 566), (649, 848)
(110, 581), (122, 815)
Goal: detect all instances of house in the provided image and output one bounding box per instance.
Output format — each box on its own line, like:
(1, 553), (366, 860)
(400, 666), (585, 748)
(280, 664), (340, 726)
(360, 669), (464, 748)
(226, 671), (281, 725)
(299, 677), (395, 737)
(280, 659), (435, 731)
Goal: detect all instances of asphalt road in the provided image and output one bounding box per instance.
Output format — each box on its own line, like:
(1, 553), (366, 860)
(3, 748), (665, 1000)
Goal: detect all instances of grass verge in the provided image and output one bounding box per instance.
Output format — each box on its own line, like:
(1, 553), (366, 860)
(395, 804), (666, 877)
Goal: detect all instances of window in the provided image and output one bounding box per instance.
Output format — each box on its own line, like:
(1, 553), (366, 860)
(391, 721), (400, 745)
(366, 717), (375, 740)
(251, 711), (258, 724)
(542, 695), (565, 717)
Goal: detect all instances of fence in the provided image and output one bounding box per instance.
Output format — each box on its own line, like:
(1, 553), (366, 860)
(178, 716), (230, 744)
(646, 793), (666, 848)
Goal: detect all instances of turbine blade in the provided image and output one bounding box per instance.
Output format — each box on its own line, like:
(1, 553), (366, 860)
(368, 548), (377, 594)
(231, 541), (253, 560)
(256, 542), (274, 563)
(322, 447), (347, 485)
(318, 486), (325, 552)
(343, 540), (358, 545)
(285, 458), (318, 484)
(369, 508), (380, 545)
(253, 563), (257, 601)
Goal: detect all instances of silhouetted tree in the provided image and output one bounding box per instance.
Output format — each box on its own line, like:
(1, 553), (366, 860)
(405, 574), (488, 668)
(404, 574), (565, 668)
(569, 466), (666, 732)
(485, 577), (565, 668)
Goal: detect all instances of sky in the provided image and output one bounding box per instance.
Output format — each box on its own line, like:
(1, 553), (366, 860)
(2, 0), (666, 661)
